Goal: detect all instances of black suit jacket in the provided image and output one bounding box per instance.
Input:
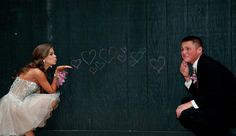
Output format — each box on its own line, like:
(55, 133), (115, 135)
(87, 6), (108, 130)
(187, 54), (236, 110)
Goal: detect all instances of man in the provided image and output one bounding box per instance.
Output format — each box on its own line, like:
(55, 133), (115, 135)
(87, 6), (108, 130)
(176, 36), (236, 136)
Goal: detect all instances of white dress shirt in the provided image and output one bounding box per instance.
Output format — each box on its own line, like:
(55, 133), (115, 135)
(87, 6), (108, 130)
(184, 58), (200, 109)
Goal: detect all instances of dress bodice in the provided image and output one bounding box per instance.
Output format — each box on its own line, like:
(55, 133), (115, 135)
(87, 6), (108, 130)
(9, 77), (40, 100)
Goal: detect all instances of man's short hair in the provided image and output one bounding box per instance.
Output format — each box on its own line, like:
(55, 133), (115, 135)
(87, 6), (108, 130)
(181, 36), (203, 48)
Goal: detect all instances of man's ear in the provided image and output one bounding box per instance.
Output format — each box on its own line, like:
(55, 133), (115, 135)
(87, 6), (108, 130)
(197, 46), (203, 53)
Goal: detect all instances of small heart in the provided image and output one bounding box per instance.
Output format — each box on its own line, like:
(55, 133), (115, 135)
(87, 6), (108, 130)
(99, 47), (117, 63)
(70, 59), (82, 69)
(95, 61), (105, 70)
(129, 51), (145, 67)
(130, 51), (145, 62)
(117, 54), (127, 63)
(81, 49), (96, 65)
(89, 67), (97, 75)
(150, 56), (166, 73)
(120, 47), (127, 53)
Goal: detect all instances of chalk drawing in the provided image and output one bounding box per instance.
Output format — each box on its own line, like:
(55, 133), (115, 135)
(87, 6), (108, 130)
(89, 67), (97, 75)
(69, 47), (166, 75)
(117, 47), (127, 63)
(99, 47), (117, 63)
(117, 54), (127, 63)
(81, 49), (96, 65)
(120, 47), (127, 53)
(95, 61), (106, 70)
(70, 59), (82, 69)
(129, 48), (146, 67)
(149, 56), (166, 73)
(139, 48), (146, 54)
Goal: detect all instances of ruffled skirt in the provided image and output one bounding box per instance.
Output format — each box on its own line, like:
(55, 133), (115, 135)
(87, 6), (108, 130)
(0, 92), (60, 136)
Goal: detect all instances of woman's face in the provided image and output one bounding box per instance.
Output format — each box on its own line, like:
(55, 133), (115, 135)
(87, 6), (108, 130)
(44, 48), (57, 67)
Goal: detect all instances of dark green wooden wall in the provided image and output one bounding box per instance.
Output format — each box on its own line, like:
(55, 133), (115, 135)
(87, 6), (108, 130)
(0, 0), (236, 136)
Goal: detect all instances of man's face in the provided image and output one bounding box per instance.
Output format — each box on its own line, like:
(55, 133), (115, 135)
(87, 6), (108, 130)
(180, 41), (202, 64)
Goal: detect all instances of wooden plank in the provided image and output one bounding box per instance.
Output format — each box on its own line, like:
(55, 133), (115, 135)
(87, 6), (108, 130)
(147, 0), (188, 131)
(232, 0), (236, 74)
(208, 0), (232, 68)
(186, 0), (208, 35)
(126, 0), (149, 130)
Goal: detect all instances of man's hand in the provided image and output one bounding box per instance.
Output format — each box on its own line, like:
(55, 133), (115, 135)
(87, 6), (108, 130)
(176, 101), (193, 118)
(180, 61), (191, 81)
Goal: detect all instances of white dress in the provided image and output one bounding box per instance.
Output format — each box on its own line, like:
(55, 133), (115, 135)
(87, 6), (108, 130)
(0, 77), (60, 136)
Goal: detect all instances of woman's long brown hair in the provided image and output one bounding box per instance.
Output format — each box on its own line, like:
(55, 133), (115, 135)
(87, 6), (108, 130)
(17, 43), (53, 75)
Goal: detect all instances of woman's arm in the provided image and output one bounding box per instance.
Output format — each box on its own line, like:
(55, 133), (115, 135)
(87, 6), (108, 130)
(35, 65), (72, 93)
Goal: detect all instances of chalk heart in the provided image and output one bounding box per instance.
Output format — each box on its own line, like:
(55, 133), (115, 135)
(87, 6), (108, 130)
(70, 59), (82, 69)
(150, 57), (166, 73)
(117, 54), (127, 63)
(130, 51), (145, 62)
(95, 61), (105, 70)
(99, 47), (117, 63)
(81, 49), (96, 65)
(120, 47), (127, 53)
(89, 67), (97, 75)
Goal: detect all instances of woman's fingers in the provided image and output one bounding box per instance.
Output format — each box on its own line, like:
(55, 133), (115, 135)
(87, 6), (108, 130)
(56, 65), (72, 71)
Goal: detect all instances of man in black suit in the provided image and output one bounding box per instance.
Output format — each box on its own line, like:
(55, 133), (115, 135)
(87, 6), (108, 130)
(176, 36), (236, 136)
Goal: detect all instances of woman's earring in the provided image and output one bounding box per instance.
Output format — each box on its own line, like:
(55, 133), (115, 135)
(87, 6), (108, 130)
(43, 60), (45, 63)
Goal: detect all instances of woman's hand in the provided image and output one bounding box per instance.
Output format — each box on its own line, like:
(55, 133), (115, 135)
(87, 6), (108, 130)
(54, 65), (72, 87)
(56, 65), (72, 72)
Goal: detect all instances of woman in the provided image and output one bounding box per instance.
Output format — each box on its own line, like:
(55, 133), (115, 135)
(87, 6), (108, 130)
(0, 43), (72, 136)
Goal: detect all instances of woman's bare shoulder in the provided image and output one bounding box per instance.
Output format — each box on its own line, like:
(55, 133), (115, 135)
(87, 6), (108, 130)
(23, 68), (44, 78)
(29, 68), (43, 74)
(18, 68), (44, 83)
